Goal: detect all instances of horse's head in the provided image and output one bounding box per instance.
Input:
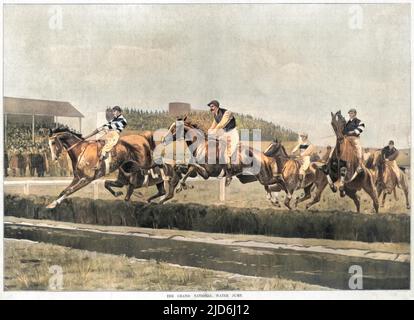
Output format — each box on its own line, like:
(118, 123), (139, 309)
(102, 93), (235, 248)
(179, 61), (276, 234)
(48, 127), (83, 160)
(331, 111), (346, 142)
(263, 139), (282, 157)
(162, 116), (204, 145)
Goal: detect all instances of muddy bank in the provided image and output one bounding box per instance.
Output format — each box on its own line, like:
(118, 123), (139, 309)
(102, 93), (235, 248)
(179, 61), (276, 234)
(4, 194), (410, 243)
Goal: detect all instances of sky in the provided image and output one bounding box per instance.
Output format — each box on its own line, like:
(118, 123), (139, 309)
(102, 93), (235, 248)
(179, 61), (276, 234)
(3, 3), (411, 148)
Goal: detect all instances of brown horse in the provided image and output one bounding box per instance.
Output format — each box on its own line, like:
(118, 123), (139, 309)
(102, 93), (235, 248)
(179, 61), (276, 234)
(263, 140), (328, 210)
(325, 111), (379, 213)
(366, 150), (410, 209)
(162, 118), (287, 194)
(46, 127), (154, 208)
(104, 159), (194, 204)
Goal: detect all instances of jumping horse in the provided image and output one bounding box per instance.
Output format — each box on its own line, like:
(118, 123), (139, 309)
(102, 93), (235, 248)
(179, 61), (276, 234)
(46, 127), (154, 208)
(324, 111), (379, 213)
(263, 140), (328, 210)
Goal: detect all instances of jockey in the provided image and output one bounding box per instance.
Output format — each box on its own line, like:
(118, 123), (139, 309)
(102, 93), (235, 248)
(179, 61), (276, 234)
(343, 108), (365, 172)
(381, 140), (401, 183)
(207, 100), (239, 182)
(85, 106), (127, 166)
(292, 132), (314, 187)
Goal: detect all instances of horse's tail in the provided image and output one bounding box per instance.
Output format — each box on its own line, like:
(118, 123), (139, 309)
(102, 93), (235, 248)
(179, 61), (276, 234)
(140, 130), (156, 150)
(118, 140), (142, 163)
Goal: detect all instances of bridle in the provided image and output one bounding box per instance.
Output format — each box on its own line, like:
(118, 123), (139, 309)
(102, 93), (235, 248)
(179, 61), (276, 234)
(49, 131), (84, 154)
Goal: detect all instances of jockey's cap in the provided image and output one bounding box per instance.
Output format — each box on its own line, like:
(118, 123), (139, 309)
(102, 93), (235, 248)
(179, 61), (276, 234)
(348, 108), (357, 114)
(207, 100), (220, 108)
(112, 105), (122, 112)
(300, 132), (308, 138)
(389, 140), (395, 145)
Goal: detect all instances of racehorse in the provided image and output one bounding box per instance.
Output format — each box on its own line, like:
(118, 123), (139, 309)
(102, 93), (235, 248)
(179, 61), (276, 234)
(46, 127), (154, 208)
(366, 150), (410, 209)
(162, 117), (286, 193)
(105, 159), (195, 204)
(263, 140), (328, 210)
(325, 111), (379, 213)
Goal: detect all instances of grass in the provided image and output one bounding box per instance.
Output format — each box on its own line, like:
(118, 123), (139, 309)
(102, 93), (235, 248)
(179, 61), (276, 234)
(4, 239), (325, 291)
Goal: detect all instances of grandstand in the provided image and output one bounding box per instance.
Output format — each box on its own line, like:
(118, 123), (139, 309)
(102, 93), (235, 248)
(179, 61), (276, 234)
(4, 97), (84, 178)
(4, 97), (84, 143)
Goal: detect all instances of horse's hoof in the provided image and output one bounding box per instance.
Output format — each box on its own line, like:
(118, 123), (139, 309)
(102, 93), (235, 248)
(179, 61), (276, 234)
(176, 187), (182, 193)
(189, 185), (194, 189)
(114, 191), (123, 197)
(407, 205), (410, 210)
(46, 202), (57, 209)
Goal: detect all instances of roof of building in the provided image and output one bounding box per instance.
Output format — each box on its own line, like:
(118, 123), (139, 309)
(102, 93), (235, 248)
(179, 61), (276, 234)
(3, 97), (84, 118)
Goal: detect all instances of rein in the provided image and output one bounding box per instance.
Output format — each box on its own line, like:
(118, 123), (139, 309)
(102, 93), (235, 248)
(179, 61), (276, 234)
(50, 132), (84, 154)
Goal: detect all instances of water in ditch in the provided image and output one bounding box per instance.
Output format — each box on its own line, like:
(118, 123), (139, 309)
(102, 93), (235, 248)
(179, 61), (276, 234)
(5, 223), (410, 290)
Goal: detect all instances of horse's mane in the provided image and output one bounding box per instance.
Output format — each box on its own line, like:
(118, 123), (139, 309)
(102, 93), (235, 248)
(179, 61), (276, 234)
(280, 144), (290, 159)
(365, 150), (381, 169)
(139, 130), (156, 150)
(51, 127), (83, 139)
(283, 159), (300, 176)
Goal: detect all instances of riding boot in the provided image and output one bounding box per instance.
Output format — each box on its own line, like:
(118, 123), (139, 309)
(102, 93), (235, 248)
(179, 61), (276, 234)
(298, 174), (305, 188)
(94, 152), (107, 170)
(356, 158), (364, 173)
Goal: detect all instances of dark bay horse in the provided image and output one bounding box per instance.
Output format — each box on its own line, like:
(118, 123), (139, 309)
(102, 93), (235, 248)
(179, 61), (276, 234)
(263, 140), (328, 210)
(46, 127), (154, 208)
(325, 111), (379, 213)
(162, 117), (286, 193)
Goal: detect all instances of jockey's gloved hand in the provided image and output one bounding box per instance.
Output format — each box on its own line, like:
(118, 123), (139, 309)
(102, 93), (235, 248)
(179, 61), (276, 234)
(83, 128), (100, 139)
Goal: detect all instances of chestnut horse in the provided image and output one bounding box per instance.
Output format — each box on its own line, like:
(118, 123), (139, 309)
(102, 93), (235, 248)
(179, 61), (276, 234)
(263, 140), (328, 210)
(325, 111), (379, 213)
(162, 117), (287, 194)
(47, 127), (154, 208)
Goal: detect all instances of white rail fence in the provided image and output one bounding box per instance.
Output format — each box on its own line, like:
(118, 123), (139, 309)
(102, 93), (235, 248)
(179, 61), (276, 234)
(4, 178), (227, 202)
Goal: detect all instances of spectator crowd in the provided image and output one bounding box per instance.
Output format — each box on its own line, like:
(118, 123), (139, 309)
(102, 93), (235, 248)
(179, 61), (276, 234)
(4, 124), (73, 178)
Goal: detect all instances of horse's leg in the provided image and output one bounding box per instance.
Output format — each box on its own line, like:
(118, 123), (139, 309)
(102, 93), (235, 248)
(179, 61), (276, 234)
(393, 188), (399, 201)
(176, 167), (195, 193)
(400, 175), (410, 209)
(295, 185), (312, 207)
(124, 183), (136, 201)
(381, 192), (387, 207)
(57, 177), (80, 198)
(345, 188), (360, 213)
(47, 177), (80, 207)
(104, 179), (125, 198)
(306, 175), (328, 210)
(159, 171), (182, 204)
(46, 177), (93, 208)
(147, 182), (166, 202)
(265, 185), (281, 207)
(362, 176), (379, 213)
(283, 191), (293, 210)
